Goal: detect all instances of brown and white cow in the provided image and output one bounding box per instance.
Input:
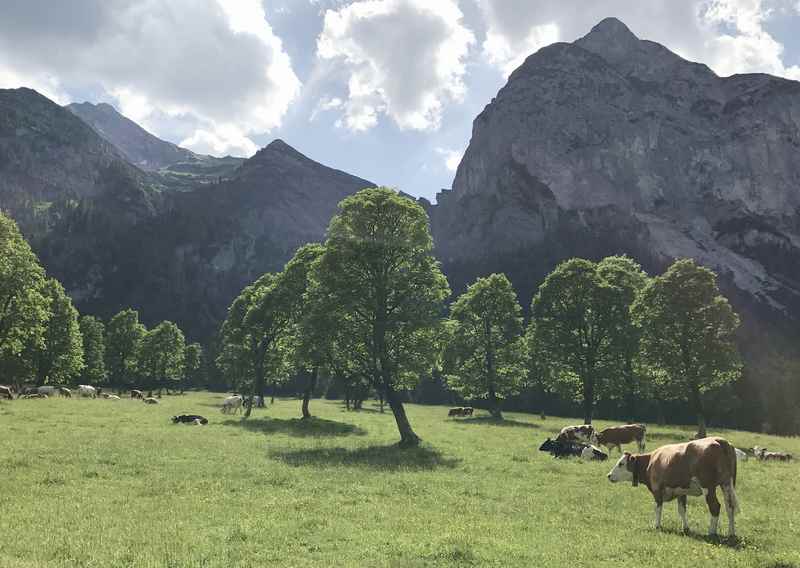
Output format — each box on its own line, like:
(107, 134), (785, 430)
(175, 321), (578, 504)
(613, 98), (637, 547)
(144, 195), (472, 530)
(0, 385), (13, 400)
(595, 424), (647, 453)
(607, 437), (739, 537)
(556, 424), (596, 445)
(754, 447), (793, 462)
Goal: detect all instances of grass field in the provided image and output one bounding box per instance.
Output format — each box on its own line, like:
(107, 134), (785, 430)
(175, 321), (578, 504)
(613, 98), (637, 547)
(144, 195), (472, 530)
(1, 393), (798, 567)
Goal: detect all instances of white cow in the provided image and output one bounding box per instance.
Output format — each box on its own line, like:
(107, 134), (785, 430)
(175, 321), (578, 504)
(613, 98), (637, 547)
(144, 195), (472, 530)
(104, 394), (121, 400)
(221, 395), (244, 415)
(78, 385), (97, 398)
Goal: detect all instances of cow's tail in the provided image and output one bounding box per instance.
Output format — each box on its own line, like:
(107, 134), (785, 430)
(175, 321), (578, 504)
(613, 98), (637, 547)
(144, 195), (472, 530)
(721, 439), (741, 514)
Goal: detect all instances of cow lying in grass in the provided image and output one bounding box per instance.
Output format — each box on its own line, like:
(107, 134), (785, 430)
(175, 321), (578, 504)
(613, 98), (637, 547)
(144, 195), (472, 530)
(143, 397), (159, 405)
(0, 385), (13, 400)
(753, 446), (793, 461)
(447, 407), (474, 418)
(172, 415), (209, 425)
(607, 437), (739, 537)
(539, 438), (608, 460)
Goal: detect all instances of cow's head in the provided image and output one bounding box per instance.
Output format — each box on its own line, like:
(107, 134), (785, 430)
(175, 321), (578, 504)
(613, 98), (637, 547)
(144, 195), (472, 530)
(171, 416), (180, 423)
(539, 438), (556, 452)
(607, 453), (635, 484)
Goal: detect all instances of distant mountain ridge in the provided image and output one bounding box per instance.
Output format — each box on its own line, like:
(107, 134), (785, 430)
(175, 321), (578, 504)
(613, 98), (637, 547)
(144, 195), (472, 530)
(1, 87), (373, 342)
(67, 101), (244, 185)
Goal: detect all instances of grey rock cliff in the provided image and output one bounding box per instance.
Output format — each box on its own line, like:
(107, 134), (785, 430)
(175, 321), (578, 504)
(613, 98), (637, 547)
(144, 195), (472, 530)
(433, 17), (800, 315)
(431, 18), (800, 426)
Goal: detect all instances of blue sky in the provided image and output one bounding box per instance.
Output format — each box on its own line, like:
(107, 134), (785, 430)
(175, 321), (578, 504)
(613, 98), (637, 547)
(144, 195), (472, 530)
(1, 0), (800, 201)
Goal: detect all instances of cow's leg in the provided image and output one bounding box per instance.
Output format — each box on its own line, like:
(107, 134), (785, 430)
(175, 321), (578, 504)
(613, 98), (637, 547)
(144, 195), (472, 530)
(677, 495), (689, 533)
(705, 486), (721, 536)
(722, 482), (737, 537)
(654, 498), (663, 530)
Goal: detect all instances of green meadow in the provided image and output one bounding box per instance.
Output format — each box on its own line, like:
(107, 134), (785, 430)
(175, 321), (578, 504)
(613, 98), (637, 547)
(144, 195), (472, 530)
(1, 393), (798, 567)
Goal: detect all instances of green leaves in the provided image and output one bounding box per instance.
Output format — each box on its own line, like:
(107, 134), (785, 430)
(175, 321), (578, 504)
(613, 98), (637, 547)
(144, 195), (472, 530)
(445, 274), (527, 410)
(632, 259), (742, 400)
(106, 309), (146, 387)
(136, 320), (186, 389)
(80, 316), (107, 385)
(0, 213), (49, 366)
(31, 278), (84, 384)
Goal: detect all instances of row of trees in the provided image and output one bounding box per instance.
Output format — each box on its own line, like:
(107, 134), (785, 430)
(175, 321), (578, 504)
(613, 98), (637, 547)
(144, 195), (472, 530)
(0, 212), (204, 392)
(219, 188), (742, 446)
(444, 258), (740, 438)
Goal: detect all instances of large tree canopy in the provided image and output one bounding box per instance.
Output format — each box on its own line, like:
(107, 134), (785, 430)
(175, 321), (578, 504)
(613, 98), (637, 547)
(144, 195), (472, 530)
(79, 315), (107, 386)
(31, 278), (84, 385)
(313, 188), (450, 446)
(632, 258), (741, 437)
(531, 257), (644, 424)
(137, 321), (185, 394)
(0, 213), (49, 383)
(445, 273), (527, 419)
(106, 309), (146, 388)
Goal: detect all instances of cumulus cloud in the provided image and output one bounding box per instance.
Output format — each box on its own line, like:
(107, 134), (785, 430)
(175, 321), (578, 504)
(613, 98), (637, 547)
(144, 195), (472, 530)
(436, 147), (464, 172)
(0, 0), (300, 156)
(316, 0), (475, 131)
(474, 0), (800, 81)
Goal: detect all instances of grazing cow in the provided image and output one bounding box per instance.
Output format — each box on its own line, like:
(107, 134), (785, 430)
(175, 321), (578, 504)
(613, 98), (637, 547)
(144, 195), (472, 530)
(78, 385), (97, 398)
(131, 389), (143, 399)
(754, 447), (793, 462)
(172, 414), (209, 425)
(607, 437), (739, 537)
(58, 387), (71, 398)
(556, 424), (596, 445)
(143, 397), (159, 405)
(221, 395), (243, 415)
(595, 424), (647, 453)
(37, 386), (57, 397)
(0, 385), (13, 400)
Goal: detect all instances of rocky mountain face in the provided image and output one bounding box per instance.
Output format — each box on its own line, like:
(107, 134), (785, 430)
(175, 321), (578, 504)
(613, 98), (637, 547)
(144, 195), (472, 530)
(430, 17), (800, 429)
(2, 88), (373, 342)
(0, 88), (160, 237)
(67, 101), (244, 185)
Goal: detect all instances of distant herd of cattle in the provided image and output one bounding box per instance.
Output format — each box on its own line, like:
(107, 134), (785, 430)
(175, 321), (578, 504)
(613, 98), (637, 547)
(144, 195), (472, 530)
(2, 387), (795, 538)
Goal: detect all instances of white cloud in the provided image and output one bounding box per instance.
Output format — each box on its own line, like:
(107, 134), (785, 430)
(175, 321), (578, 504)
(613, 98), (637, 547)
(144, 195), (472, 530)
(473, 0), (800, 81)
(316, 0), (475, 132)
(700, 0), (800, 79)
(179, 126), (258, 157)
(0, 0), (301, 157)
(0, 64), (70, 105)
(309, 95), (344, 121)
(436, 147), (464, 172)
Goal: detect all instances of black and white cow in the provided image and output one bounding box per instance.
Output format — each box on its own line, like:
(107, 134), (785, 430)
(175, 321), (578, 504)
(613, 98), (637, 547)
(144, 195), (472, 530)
(539, 438), (608, 460)
(172, 414), (208, 425)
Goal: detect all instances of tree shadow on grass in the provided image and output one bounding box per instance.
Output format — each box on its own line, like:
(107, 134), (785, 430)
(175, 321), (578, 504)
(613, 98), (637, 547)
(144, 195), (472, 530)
(222, 416), (367, 438)
(270, 444), (460, 471)
(451, 416), (540, 429)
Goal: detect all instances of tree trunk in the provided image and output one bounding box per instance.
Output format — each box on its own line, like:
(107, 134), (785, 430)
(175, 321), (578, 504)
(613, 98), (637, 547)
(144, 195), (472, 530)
(691, 384), (706, 438)
(386, 383), (420, 447)
(378, 391), (384, 413)
(488, 385), (503, 420)
(582, 375), (595, 425)
(245, 351), (266, 419)
(301, 367), (318, 419)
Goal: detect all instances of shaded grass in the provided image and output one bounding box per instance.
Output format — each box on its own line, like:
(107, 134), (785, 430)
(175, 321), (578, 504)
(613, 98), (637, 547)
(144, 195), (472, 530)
(0, 393), (798, 567)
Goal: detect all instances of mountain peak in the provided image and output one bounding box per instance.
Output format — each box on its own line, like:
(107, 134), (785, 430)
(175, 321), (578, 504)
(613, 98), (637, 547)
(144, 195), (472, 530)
(587, 17), (637, 40)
